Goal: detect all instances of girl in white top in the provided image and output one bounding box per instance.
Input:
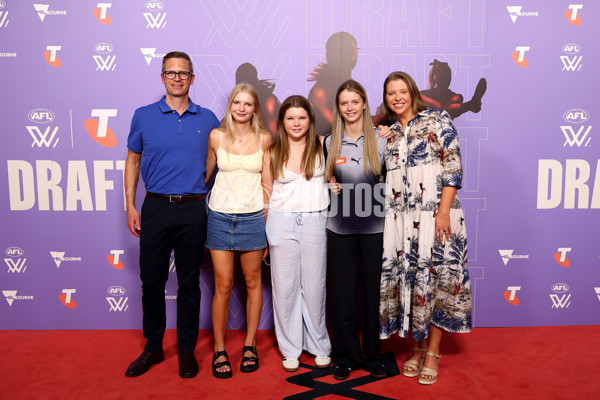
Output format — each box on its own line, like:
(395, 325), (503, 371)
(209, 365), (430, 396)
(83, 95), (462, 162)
(206, 83), (272, 378)
(261, 95), (331, 372)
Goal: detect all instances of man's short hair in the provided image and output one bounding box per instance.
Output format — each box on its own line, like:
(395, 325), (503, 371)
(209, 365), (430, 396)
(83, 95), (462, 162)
(162, 51), (193, 73)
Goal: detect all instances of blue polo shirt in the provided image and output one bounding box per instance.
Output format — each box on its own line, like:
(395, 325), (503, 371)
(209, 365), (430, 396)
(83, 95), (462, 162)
(127, 96), (219, 195)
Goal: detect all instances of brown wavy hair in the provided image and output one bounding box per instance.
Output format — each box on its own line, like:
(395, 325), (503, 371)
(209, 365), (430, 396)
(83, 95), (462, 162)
(380, 71), (427, 122)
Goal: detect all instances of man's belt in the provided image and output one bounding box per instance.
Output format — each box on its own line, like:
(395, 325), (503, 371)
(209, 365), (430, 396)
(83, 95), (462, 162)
(146, 192), (205, 202)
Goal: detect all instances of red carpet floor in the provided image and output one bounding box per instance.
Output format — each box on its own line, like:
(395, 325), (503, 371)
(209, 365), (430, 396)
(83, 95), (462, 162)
(1, 326), (598, 400)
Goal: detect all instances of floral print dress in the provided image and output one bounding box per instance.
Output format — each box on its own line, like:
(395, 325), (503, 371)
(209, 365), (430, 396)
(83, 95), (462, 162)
(379, 109), (472, 341)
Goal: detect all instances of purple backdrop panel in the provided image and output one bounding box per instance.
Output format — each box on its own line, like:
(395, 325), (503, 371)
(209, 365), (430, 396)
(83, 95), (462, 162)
(1, 1), (598, 330)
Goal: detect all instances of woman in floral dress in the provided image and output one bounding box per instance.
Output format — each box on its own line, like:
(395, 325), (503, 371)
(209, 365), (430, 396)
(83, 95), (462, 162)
(378, 71), (471, 385)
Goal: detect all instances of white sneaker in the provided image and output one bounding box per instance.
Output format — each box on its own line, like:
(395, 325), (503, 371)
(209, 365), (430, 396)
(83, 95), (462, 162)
(282, 357), (299, 372)
(315, 355), (331, 368)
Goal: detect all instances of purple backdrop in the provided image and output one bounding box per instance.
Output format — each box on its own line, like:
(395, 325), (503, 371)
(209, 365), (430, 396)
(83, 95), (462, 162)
(1, 1), (598, 330)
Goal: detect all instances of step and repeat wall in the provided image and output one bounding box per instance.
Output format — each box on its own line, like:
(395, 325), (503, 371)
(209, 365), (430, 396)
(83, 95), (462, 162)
(1, 1), (598, 330)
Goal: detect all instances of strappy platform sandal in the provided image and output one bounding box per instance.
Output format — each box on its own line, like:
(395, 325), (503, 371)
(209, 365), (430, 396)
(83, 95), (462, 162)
(212, 350), (233, 379)
(240, 346), (259, 373)
(402, 347), (427, 377)
(418, 352), (442, 385)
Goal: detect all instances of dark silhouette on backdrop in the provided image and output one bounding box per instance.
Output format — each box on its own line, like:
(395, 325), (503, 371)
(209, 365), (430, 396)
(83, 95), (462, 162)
(420, 59), (487, 119)
(236, 63), (281, 139)
(374, 59), (487, 124)
(308, 32), (358, 136)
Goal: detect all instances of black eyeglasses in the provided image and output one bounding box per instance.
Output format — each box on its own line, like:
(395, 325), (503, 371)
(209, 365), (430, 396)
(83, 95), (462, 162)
(162, 71), (193, 80)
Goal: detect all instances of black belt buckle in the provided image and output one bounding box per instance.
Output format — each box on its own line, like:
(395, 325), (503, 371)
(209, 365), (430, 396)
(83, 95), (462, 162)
(169, 194), (182, 202)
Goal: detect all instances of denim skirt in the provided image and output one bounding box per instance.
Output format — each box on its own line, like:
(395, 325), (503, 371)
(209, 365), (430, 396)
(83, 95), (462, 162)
(207, 209), (266, 251)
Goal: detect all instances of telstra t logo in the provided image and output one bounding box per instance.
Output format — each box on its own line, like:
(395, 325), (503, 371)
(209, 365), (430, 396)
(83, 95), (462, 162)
(44, 45), (61, 67)
(84, 109), (118, 148)
(554, 248), (571, 267)
(59, 289), (77, 309)
(512, 46), (530, 67)
(504, 286), (521, 305)
(565, 5), (583, 26)
(107, 250), (125, 270)
(94, 3), (112, 25)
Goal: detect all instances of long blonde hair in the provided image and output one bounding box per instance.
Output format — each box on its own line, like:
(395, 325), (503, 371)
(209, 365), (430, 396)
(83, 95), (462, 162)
(221, 83), (266, 152)
(269, 95), (323, 181)
(325, 79), (381, 179)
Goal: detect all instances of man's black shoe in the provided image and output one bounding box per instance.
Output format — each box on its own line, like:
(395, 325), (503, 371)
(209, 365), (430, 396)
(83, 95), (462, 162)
(125, 350), (164, 377)
(179, 351), (199, 378)
(370, 363), (387, 379)
(333, 364), (351, 380)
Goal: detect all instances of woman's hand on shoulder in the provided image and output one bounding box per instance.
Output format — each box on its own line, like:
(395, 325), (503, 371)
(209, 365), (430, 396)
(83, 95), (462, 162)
(377, 125), (394, 139)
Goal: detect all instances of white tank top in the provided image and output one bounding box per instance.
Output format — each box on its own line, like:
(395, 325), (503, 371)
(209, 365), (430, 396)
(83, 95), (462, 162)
(268, 156), (329, 212)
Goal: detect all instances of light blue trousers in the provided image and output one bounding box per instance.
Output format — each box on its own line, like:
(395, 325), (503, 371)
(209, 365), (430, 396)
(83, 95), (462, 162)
(266, 210), (331, 358)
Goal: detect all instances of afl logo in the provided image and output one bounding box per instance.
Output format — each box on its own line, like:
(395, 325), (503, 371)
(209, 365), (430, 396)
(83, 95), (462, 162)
(562, 108), (589, 124)
(28, 108), (55, 124)
(551, 283), (570, 294)
(107, 286), (126, 296)
(562, 43), (581, 54)
(5, 247), (24, 257)
(94, 43), (114, 54)
(144, 1), (164, 11)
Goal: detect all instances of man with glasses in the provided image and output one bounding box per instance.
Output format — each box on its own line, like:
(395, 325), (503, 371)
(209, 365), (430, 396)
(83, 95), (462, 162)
(124, 51), (219, 378)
